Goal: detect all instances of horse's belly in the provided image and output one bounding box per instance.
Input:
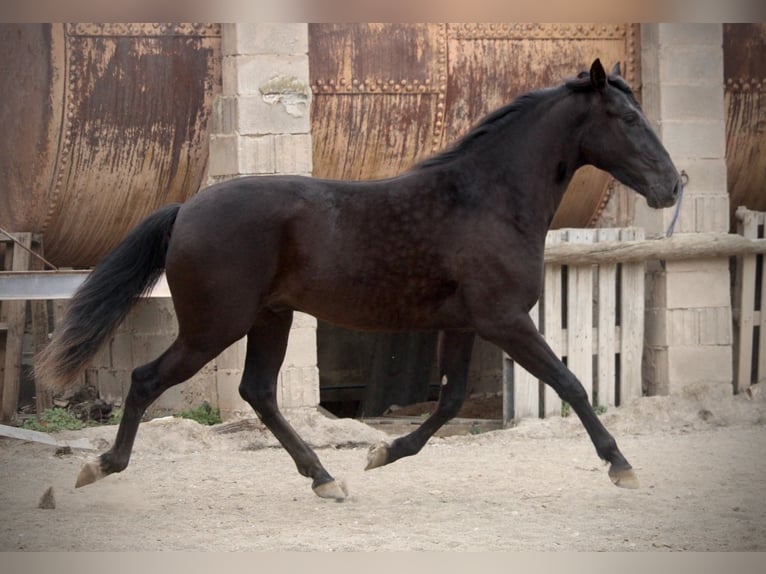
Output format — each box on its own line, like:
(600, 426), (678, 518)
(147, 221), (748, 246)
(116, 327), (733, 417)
(283, 278), (470, 332)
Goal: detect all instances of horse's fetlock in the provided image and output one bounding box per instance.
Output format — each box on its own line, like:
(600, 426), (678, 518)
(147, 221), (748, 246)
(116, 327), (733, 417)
(100, 451), (129, 474)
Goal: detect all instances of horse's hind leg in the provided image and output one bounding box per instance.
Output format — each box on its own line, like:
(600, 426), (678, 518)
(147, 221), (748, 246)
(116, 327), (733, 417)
(366, 330), (475, 470)
(75, 339), (217, 487)
(479, 313), (638, 489)
(239, 308), (347, 501)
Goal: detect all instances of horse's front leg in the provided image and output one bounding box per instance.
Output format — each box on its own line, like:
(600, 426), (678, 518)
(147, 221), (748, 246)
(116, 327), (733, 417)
(366, 329), (475, 470)
(478, 312), (638, 488)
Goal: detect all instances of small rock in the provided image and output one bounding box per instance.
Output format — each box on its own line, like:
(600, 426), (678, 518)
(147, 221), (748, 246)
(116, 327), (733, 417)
(54, 446), (72, 457)
(38, 486), (56, 509)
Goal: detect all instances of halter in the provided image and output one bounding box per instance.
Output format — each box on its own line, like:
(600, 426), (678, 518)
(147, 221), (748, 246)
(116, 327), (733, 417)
(665, 171), (689, 237)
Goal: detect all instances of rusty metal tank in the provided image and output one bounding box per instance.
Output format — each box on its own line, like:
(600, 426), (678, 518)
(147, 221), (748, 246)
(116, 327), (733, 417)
(724, 23), (766, 228)
(0, 23), (221, 267)
(309, 23), (641, 229)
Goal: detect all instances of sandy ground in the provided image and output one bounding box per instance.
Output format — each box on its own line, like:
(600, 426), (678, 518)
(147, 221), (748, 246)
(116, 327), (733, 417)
(1, 386), (765, 551)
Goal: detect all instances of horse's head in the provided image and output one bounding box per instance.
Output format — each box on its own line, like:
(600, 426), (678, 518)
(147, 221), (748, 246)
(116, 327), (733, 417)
(575, 59), (681, 209)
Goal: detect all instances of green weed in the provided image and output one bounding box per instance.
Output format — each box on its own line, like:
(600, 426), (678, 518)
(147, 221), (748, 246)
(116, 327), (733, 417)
(22, 408), (85, 433)
(176, 402), (222, 426)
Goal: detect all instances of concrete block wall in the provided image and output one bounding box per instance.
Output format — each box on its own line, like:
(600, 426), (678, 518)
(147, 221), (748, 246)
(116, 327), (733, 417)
(209, 23), (319, 415)
(87, 300), (220, 414)
(637, 24), (733, 398)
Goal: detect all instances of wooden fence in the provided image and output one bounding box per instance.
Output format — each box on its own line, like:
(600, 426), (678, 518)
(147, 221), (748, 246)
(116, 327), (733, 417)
(503, 228), (645, 424)
(733, 207), (766, 393)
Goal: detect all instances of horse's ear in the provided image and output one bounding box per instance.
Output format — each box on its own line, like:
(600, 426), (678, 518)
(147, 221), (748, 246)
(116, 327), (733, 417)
(590, 58), (606, 91)
(611, 62), (622, 77)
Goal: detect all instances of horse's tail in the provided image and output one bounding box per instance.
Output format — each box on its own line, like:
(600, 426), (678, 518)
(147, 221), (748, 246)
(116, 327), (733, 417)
(35, 203), (182, 393)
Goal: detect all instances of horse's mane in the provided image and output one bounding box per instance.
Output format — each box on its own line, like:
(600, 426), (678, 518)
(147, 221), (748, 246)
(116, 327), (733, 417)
(414, 70), (637, 171)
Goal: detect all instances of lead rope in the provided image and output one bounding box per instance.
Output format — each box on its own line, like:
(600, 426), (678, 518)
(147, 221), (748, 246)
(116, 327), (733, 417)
(665, 170), (688, 238)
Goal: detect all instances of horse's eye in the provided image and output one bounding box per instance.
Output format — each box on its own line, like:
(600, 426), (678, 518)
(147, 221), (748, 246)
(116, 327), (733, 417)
(623, 112), (639, 125)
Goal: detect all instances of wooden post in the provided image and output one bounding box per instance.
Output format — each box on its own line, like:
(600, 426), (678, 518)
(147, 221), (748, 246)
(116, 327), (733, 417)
(596, 228), (619, 407)
(566, 229), (595, 403)
(0, 233), (32, 423)
(542, 231), (563, 417)
(29, 234), (53, 413)
(618, 228), (645, 404)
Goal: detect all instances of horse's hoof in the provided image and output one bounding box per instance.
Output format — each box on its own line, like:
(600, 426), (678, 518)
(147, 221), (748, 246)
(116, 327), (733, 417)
(75, 460), (105, 488)
(313, 479), (348, 501)
(609, 465), (639, 489)
(365, 442), (389, 470)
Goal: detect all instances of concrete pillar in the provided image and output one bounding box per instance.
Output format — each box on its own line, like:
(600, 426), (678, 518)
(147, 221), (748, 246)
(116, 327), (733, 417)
(208, 23), (319, 415)
(637, 24), (733, 398)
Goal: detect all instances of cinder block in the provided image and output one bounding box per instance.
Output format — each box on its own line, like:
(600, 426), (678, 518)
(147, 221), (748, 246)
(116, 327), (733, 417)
(216, 338), (246, 371)
(216, 367), (250, 416)
(661, 119), (726, 159)
(131, 334), (174, 365)
(665, 258), (731, 309)
(694, 194), (729, 233)
(664, 308), (700, 346)
(667, 345), (732, 385)
(292, 312), (317, 329)
(223, 54), (310, 97)
(208, 134), (240, 177)
(239, 135), (277, 174)
(222, 23), (308, 57)
(274, 134), (312, 175)
(283, 326), (318, 369)
(96, 369), (128, 404)
(109, 332), (134, 370)
(698, 307), (732, 346)
(641, 24), (659, 50)
(236, 94), (311, 136)
(658, 44), (724, 85)
(211, 95), (237, 134)
(152, 383), (185, 413)
(279, 366), (319, 408)
(657, 23), (722, 47)
(676, 158), (728, 195)
(660, 84), (725, 121)
(90, 338), (113, 370)
(131, 299), (177, 336)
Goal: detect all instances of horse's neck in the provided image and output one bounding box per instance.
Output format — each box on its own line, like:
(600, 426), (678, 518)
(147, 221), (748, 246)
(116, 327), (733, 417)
(469, 99), (583, 236)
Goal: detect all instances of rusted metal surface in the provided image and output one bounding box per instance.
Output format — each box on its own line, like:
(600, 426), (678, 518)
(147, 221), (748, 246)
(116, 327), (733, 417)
(0, 23), (221, 267)
(724, 23), (766, 229)
(309, 22), (640, 228)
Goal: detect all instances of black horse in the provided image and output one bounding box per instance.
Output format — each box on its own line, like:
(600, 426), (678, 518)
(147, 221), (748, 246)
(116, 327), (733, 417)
(36, 59), (680, 500)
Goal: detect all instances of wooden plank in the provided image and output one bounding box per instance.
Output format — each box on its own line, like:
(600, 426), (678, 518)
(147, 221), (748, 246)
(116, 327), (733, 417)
(619, 228), (646, 404)
(754, 212), (766, 383)
(1, 233), (32, 423)
(596, 228), (619, 407)
(29, 236), (53, 414)
(734, 209), (758, 393)
(512, 301), (540, 420)
(566, 229), (595, 403)
(542, 230), (563, 417)
(0, 423), (94, 450)
(543, 232), (766, 265)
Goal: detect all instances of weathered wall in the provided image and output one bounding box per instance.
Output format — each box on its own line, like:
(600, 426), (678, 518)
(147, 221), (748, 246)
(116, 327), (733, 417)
(636, 24), (733, 398)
